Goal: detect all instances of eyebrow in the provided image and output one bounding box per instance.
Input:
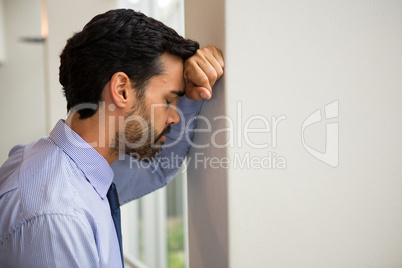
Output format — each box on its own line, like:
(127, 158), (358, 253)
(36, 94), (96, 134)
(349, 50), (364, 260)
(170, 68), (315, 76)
(170, 90), (185, 97)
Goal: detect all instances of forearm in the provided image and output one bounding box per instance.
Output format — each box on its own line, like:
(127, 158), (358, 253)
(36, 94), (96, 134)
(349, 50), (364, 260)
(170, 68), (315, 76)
(111, 96), (203, 205)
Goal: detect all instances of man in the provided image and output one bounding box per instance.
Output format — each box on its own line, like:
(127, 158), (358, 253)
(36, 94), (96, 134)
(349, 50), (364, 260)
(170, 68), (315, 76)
(0, 9), (224, 267)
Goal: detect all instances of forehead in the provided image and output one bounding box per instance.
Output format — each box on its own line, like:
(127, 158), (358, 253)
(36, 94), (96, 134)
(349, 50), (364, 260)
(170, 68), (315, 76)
(145, 52), (185, 97)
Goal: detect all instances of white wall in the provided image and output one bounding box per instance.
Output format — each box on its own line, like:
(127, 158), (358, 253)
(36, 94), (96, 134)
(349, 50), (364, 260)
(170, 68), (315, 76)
(186, 0), (402, 267)
(0, 0), (46, 164)
(45, 0), (116, 131)
(0, 0), (6, 64)
(184, 0), (228, 267)
(0, 0), (117, 163)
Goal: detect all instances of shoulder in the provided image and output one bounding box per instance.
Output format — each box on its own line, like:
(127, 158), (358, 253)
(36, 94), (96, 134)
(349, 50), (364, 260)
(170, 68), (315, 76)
(1, 137), (82, 220)
(0, 143), (26, 196)
(18, 137), (80, 217)
(0, 137), (94, 243)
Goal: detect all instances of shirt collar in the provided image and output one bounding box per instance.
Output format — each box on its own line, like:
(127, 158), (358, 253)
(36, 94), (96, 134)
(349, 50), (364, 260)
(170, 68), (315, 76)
(49, 119), (114, 199)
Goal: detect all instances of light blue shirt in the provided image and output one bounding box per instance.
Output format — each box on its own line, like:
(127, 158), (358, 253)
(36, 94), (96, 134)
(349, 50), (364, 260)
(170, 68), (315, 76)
(0, 96), (202, 268)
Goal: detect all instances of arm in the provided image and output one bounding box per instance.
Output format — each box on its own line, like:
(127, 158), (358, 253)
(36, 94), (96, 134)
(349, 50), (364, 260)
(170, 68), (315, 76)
(0, 214), (99, 267)
(111, 45), (224, 205)
(111, 96), (202, 204)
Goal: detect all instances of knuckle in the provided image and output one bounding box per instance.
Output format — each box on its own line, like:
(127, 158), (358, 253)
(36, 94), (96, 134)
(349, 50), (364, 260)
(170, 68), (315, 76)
(198, 73), (209, 84)
(207, 68), (218, 81)
(207, 44), (216, 51)
(186, 57), (196, 66)
(196, 49), (204, 57)
(217, 67), (224, 77)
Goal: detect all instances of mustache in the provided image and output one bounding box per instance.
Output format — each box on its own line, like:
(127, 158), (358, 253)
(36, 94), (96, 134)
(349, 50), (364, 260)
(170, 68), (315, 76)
(155, 125), (171, 142)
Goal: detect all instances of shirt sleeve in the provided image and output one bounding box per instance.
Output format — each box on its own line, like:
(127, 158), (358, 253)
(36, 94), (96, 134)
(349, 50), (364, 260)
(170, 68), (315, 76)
(111, 96), (203, 205)
(0, 214), (99, 268)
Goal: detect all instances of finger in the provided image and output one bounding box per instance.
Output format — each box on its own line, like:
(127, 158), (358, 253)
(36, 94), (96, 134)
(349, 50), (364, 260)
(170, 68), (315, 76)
(185, 85), (211, 101)
(206, 45), (225, 70)
(184, 61), (212, 99)
(204, 52), (224, 81)
(196, 58), (218, 88)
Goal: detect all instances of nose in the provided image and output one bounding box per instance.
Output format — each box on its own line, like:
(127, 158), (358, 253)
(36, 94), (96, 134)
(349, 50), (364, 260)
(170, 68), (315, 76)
(167, 107), (181, 125)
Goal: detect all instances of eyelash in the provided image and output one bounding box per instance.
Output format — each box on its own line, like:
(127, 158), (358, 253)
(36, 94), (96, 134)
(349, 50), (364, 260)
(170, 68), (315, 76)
(166, 100), (171, 107)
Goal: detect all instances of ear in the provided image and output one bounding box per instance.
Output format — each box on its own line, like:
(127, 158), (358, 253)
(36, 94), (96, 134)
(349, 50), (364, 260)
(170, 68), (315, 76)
(109, 72), (132, 109)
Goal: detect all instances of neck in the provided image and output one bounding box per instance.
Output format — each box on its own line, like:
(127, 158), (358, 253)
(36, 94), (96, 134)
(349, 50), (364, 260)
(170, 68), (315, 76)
(66, 111), (119, 164)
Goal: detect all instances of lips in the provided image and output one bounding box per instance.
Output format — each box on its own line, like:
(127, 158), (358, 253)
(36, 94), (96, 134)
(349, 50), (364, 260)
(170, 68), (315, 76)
(155, 125), (171, 142)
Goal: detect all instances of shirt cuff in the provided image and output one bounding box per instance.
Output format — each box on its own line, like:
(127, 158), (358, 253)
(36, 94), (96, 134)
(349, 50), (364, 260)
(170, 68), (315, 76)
(177, 95), (203, 114)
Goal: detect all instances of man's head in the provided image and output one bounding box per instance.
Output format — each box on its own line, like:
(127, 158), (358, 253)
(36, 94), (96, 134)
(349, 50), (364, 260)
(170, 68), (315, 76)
(59, 8), (199, 119)
(115, 52), (187, 161)
(60, 9), (199, 161)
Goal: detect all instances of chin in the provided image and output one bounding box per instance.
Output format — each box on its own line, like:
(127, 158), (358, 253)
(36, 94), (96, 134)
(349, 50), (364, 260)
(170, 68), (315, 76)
(127, 146), (162, 162)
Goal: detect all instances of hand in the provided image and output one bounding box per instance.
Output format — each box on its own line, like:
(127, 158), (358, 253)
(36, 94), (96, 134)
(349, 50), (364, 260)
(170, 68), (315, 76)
(184, 45), (224, 101)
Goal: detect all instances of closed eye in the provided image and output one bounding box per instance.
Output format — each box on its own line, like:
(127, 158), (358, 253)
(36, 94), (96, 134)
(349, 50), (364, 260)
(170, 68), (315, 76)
(170, 90), (185, 97)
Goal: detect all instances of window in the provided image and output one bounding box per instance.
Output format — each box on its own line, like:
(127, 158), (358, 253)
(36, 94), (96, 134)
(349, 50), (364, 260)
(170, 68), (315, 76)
(121, 169), (188, 268)
(118, 1), (188, 267)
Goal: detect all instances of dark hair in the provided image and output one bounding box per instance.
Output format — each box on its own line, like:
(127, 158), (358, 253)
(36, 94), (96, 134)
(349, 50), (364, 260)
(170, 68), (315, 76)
(59, 9), (199, 119)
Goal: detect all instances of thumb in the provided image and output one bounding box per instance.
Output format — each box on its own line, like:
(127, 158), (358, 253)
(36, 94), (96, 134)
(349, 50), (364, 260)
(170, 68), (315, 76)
(185, 84), (211, 101)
